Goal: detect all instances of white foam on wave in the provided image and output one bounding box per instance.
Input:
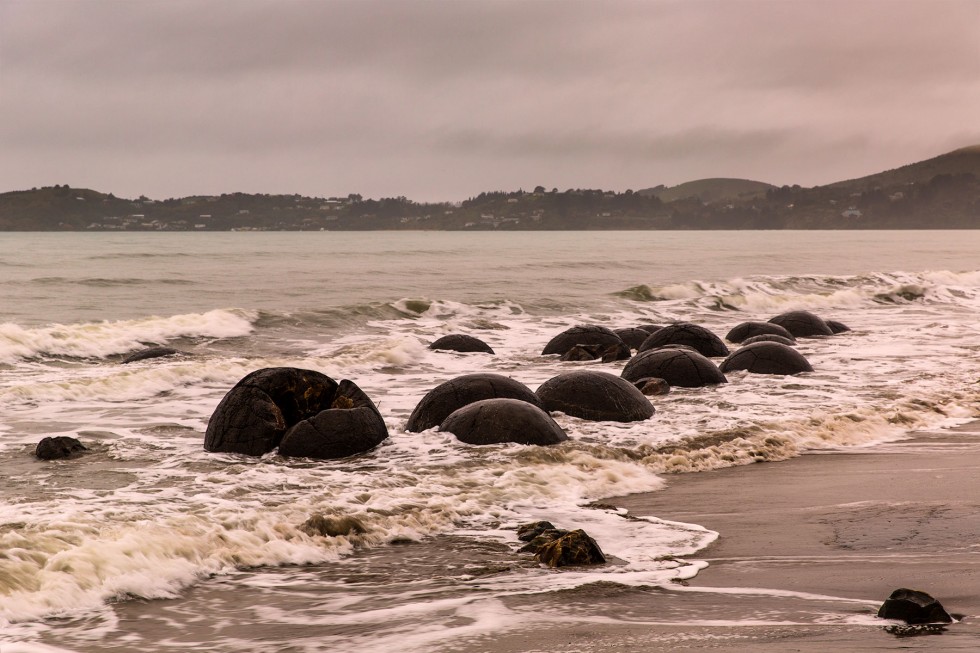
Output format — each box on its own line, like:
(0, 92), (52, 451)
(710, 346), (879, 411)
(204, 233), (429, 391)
(0, 309), (256, 363)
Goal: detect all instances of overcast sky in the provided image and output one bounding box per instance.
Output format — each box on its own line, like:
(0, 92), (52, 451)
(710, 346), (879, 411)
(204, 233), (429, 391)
(1, 0), (978, 201)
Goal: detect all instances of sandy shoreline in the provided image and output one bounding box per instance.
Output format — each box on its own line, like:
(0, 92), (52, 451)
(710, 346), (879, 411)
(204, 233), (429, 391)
(469, 421), (980, 652)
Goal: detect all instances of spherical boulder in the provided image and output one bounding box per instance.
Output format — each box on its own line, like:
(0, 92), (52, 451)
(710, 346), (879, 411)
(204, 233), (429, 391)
(877, 588), (952, 625)
(541, 325), (626, 356)
(536, 370), (654, 422)
(278, 379), (389, 459)
(638, 324), (663, 334)
(638, 322), (730, 357)
(768, 310), (833, 337)
(622, 348), (727, 388)
(406, 373), (542, 433)
(741, 334), (797, 347)
(826, 319), (851, 334)
(559, 342), (631, 362)
(439, 398), (568, 446)
(720, 342), (814, 375)
(429, 334), (494, 354)
(614, 327), (651, 350)
(725, 321), (795, 344)
(205, 368), (339, 456)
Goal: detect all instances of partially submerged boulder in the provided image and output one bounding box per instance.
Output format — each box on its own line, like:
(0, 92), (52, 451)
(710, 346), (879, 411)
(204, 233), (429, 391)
(768, 310), (833, 337)
(439, 398), (568, 446)
(536, 370), (654, 422)
(826, 319), (851, 334)
(541, 325), (626, 357)
(516, 521), (557, 542)
(122, 346), (184, 364)
(559, 342), (631, 362)
(429, 334), (494, 354)
(638, 322), (730, 357)
(278, 379), (389, 459)
(302, 514), (367, 537)
(720, 342), (814, 375)
(725, 321), (795, 344)
(205, 368), (388, 459)
(633, 377), (670, 396)
(741, 333), (797, 347)
(614, 327), (652, 350)
(877, 588), (952, 624)
(406, 373), (542, 433)
(35, 436), (87, 460)
(622, 348), (727, 388)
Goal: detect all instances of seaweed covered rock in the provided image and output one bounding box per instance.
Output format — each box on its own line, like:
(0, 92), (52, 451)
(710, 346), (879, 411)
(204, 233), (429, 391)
(278, 379), (389, 459)
(428, 334), (494, 354)
(520, 528), (606, 567)
(205, 367), (387, 460)
(877, 588), (952, 624)
(720, 342), (814, 375)
(622, 348), (727, 388)
(741, 333), (797, 347)
(122, 346), (185, 364)
(516, 520), (557, 542)
(541, 325), (627, 357)
(768, 310), (833, 338)
(536, 370), (654, 422)
(638, 322), (730, 357)
(614, 327), (652, 350)
(35, 436), (87, 460)
(725, 321), (795, 344)
(406, 373), (542, 433)
(439, 398), (568, 446)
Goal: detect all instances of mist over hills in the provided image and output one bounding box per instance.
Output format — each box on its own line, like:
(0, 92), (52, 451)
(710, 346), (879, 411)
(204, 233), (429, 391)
(2, 146), (978, 230)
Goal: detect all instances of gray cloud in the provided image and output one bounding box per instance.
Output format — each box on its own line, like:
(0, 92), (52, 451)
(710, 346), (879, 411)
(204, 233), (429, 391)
(1, 0), (978, 200)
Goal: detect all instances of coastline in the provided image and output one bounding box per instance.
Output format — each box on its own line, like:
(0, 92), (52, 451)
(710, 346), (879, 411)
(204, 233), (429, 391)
(464, 421), (980, 652)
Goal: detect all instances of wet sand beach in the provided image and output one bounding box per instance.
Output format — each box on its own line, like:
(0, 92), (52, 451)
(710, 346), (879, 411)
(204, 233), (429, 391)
(471, 422), (980, 652)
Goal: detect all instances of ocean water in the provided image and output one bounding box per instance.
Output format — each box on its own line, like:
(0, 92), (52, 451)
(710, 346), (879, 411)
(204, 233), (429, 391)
(1, 230), (979, 651)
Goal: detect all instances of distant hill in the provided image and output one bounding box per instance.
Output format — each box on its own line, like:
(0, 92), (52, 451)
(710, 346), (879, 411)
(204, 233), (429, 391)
(826, 145), (980, 192)
(637, 178), (776, 204)
(1, 146), (977, 230)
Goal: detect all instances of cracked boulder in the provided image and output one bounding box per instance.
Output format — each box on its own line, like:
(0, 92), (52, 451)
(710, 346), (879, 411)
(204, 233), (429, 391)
(741, 333), (797, 347)
(439, 398), (568, 446)
(614, 327), (652, 350)
(622, 348), (727, 388)
(429, 334), (494, 354)
(720, 342), (814, 375)
(768, 310), (834, 337)
(877, 588), (952, 624)
(541, 325), (628, 357)
(638, 322), (730, 357)
(277, 379), (389, 459)
(406, 373), (542, 432)
(725, 321), (795, 344)
(536, 370), (654, 422)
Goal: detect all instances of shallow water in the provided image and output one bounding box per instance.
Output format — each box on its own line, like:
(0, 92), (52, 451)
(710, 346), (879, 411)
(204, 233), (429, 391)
(1, 230), (978, 651)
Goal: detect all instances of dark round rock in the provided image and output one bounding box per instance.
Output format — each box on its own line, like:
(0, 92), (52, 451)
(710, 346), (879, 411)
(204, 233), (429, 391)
(826, 319), (851, 334)
(35, 436), (87, 460)
(278, 379), (389, 459)
(741, 334), (797, 347)
(725, 321), (795, 344)
(204, 367), (339, 456)
(638, 322), (730, 357)
(613, 327), (651, 350)
(541, 325), (626, 356)
(637, 324), (663, 334)
(719, 342), (814, 375)
(122, 347), (184, 364)
(536, 370), (654, 422)
(440, 398), (568, 446)
(559, 342), (631, 362)
(877, 588), (952, 624)
(429, 334), (494, 354)
(622, 348), (727, 388)
(406, 373), (542, 433)
(768, 310), (833, 337)
(633, 377), (670, 396)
